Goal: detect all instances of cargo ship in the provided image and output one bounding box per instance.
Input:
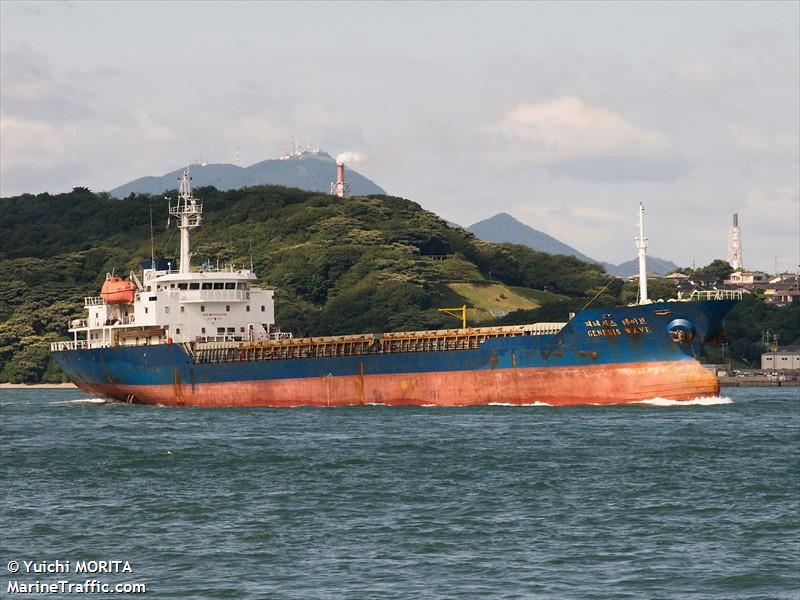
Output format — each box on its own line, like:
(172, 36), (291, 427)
(51, 171), (740, 406)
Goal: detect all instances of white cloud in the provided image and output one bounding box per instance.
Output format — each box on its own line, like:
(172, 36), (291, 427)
(731, 125), (800, 159)
(665, 59), (718, 84)
(0, 114), (71, 169)
(486, 97), (686, 181)
(0, 44), (94, 121)
(492, 97), (670, 159)
(292, 104), (347, 131)
(743, 186), (800, 237)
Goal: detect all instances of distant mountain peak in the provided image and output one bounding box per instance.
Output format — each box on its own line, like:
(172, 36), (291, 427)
(600, 256), (680, 278)
(468, 213), (594, 263)
(109, 152), (385, 198)
(467, 212), (681, 276)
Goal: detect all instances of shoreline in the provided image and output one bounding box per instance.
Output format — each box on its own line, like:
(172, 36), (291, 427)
(719, 378), (798, 388)
(0, 383), (77, 389)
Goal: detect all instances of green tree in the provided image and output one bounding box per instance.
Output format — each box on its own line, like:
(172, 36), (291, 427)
(696, 259), (734, 281)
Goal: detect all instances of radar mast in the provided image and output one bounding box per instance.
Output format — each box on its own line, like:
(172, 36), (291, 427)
(168, 168), (203, 273)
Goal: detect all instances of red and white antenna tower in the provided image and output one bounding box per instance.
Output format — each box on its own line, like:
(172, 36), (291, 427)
(728, 213), (742, 270)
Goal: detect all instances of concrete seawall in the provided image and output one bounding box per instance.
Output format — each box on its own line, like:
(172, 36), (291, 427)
(719, 376), (799, 388)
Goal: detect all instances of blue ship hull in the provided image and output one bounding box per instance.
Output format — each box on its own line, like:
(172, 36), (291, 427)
(53, 300), (736, 407)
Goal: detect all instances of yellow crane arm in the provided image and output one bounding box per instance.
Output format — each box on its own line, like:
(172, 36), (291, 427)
(438, 305), (467, 329)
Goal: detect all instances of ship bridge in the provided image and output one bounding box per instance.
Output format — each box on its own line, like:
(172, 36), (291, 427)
(52, 169), (277, 351)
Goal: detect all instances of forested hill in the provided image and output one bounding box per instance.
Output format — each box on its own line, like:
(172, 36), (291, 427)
(0, 186), (607, 382)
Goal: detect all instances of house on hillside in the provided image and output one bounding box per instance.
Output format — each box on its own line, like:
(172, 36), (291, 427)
(688, 273), (720, 288)
(769, 273), (799, 285)
(724, 270), (769, 289)
(764, 283), (800, 306)
(674, 273), (717, 297)
(624, 272), (661, 281)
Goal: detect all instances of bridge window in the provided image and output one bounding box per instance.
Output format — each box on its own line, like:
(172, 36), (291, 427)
(202, 283), (212, 290)
(178, 283), (187, 290)
(227, 327), (235, 334)
(213, 282), (224, 290)
(225, 282), (235, 290)
(189, 283), (199, 290)
(217, 327), (225, 335)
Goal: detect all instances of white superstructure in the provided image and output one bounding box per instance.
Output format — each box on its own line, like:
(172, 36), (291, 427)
(52, 169), (279, 351)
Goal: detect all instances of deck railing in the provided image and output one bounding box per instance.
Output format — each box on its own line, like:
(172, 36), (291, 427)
(687, 290), (743, 301)
(50, 340), (90, 351)
(193, 323), (566, 365)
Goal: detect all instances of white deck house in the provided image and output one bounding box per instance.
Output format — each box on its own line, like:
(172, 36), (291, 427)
(53, 169), (277, 351)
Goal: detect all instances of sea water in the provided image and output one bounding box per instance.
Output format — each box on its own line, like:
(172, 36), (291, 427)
(1, 387), (798, 599)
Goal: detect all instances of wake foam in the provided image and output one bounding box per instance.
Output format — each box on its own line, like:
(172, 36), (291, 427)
(488, 402), (553, 407)
(51, 397), (113, 405)
(637, 396), (733, 407)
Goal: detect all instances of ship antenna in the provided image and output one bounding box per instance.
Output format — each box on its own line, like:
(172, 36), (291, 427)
(149, 199), (155, 270)
(635, 202), (650, 304)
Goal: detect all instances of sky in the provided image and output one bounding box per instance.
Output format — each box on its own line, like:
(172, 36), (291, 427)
(1, 1), (798, 271)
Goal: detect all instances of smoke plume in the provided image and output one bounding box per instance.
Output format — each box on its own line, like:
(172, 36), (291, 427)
(336, 151), (366, 165)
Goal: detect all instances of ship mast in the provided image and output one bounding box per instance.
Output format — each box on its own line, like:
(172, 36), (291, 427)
(635, 202), (649, 304)
(168, 168), (203, 273)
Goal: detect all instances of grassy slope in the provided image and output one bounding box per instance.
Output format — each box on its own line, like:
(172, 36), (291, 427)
(445, 283), (539, 322)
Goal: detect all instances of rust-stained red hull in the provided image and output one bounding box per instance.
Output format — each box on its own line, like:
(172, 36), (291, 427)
(73, 360), (719, 407)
